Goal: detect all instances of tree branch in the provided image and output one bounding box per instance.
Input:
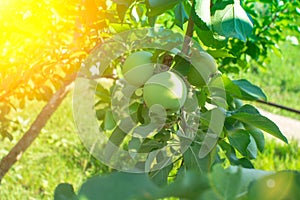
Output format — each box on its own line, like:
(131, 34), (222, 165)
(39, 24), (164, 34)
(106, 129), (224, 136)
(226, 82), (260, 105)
(181, 0), (195, 55)
(0, 73), (76, 183)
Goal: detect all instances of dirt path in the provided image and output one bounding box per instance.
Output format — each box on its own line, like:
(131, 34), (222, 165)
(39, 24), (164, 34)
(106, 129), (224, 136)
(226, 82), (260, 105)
(259, 109), (300, 142)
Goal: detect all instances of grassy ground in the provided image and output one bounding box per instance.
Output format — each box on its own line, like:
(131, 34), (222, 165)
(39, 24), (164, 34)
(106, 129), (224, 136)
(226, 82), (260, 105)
(253, 139), (300, 171)
(0, 94), (109, 200)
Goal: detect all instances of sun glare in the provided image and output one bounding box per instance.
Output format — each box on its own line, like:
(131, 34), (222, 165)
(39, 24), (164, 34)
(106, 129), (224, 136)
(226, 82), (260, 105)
(0, 0), (78, 71)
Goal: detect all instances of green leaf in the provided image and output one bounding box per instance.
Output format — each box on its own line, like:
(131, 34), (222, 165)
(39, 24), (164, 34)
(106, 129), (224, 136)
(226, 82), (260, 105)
(237, 104), (260, 115)
(228, 129), (250, 157)
(54, 183), (78, 200)
(109, 23), (131, 33)
(247, 134), (258, 159)
(103, 110), (116, 130)
(137, 138), (166, 153)
(206, 49), (235, 58)
(248, 128), (265, 152)
(78, 172), (159, 200)
(148, 15), (157, 27)
(95, 83), (111, 103)
(159, 171), (210, 199)
(146, 0), (181, 17)
(196, 88), (208, 108)
(194, 25), (228, 48)
(211, 1), (253, 41)
(218, 140), (254, 168)
(149, 164), (173, 186)
(192, 2), (230, 47)
(237, 157), (254, 168)
(117, 4), (129, 22)
(209, 165), (242, 200)
(233, 79), (267, 101)
(230, 112), (288, 143)
(193, 0), (211, 25)
(208, 165), (272, 199)
(112, 0), (134, 21)
(174, 2), (188, 29)
(246, 40), (261, 59)
(223, 76), (243, 98)
(172, 54), (191, 76)
(183, 140), (212, 173)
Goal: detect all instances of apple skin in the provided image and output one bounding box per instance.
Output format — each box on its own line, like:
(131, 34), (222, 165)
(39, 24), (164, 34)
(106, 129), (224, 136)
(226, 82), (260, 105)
(143, 71), (187, 111)
(122, 51), (155, 87)
(187, 51), (217, 87)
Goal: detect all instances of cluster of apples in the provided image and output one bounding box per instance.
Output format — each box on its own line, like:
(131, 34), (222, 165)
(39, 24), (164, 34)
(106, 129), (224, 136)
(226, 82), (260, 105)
(121, 50), (217, 112)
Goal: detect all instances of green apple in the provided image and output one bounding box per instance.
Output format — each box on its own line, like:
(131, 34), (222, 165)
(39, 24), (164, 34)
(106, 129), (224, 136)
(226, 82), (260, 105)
(122, 51), (155, 87)
(187, 51), (217, 87)
(143, 71), (187, 111)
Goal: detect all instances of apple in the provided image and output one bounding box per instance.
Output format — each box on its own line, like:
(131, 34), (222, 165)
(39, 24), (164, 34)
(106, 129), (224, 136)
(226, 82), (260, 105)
(187, 51), (217, 87)
(143, 71), (187, 111)
(122, 51), (155, 87)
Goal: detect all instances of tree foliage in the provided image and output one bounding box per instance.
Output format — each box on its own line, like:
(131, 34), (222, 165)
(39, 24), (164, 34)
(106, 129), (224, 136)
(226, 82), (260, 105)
(0, 0), (300, 199)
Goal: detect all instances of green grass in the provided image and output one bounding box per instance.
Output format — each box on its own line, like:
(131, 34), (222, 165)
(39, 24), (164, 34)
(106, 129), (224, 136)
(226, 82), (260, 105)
(0, 94), (109, 200)
(253, 139), (300, 171)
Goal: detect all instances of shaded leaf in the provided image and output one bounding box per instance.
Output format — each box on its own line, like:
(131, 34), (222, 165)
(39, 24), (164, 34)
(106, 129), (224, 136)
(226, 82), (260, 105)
(209, 164), (242, 200)
(54, 183), (78, 200)
(174, 2), (188, 29)
(103, 110), (116, 130)
(117, 4), (129, 22)
(206, 164), (272, 199)
(248, 128), (265, 152)
(172, 54), (191, 76)
(149, 164), (173, 186)
(158, 171), (210, 199)
(228, 129), (250, 157)
(146, 0), (181, 16)
(237, 104), (260, 115)
(247, 134), (258, 159)
(233, 79), (267, 101)
(194, 23), (228, 49)
(78, 172), (159, 200)
(148, 16), (157, 27)
(218, 140), (254, 168)
(223, 76), (243, 98)
(230, 111), (288, 143)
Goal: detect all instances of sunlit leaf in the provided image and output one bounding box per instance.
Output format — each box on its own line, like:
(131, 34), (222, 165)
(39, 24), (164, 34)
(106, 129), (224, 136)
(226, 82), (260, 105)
(212, 1), (253, 41)
(230, 105), (288, 143)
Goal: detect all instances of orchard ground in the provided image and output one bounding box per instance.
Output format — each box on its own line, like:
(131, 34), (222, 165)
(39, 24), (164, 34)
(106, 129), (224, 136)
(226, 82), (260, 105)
(0, 37), (300, 199)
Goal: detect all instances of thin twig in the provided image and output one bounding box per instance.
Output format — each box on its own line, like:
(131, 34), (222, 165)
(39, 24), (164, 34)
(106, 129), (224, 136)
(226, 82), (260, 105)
(256, 99), (300, 115)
